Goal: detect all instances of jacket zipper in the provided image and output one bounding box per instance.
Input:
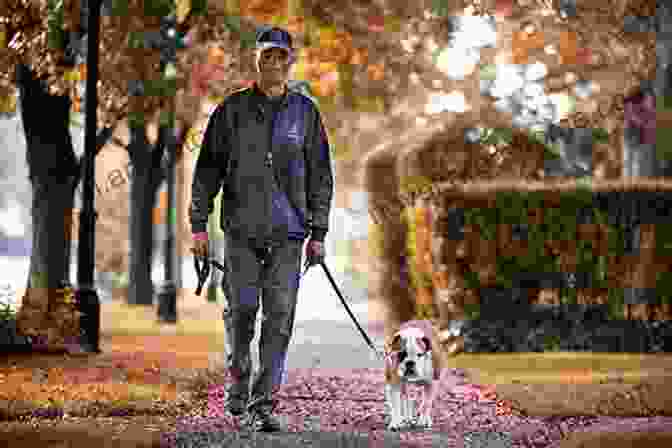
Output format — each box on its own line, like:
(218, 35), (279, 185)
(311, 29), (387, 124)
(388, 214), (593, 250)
(265, 102), (276, 243)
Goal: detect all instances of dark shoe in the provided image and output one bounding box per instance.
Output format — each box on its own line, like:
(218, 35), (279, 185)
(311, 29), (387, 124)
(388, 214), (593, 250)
(244, 396), (282, 432)
(225, 384), (249, 416)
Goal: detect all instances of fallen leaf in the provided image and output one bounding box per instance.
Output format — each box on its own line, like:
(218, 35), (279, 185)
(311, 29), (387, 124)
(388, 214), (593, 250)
(368, 15), (385, 32)
(576, 47), (593, 65)
(495, 0), (514, 17)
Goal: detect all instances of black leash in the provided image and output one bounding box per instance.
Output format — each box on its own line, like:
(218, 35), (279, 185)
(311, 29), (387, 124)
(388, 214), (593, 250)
(314, 261), (384, 361)
(194, 256), (227, 296)
(194, 254), (384, 361)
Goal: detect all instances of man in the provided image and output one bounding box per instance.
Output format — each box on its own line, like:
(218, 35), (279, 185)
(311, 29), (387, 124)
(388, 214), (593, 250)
(190, 26), (334, 432)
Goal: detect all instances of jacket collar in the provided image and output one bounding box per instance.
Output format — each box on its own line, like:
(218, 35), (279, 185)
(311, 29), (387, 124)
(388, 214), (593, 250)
(252, 81), (290, 108)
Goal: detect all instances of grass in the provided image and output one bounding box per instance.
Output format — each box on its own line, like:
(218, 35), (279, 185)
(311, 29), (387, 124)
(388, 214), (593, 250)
(100, 294), (226, 342)
(450, 352), (672, 385)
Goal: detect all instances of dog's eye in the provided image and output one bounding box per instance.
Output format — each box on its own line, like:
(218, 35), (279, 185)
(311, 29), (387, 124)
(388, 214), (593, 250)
(398, 352), (407, 362)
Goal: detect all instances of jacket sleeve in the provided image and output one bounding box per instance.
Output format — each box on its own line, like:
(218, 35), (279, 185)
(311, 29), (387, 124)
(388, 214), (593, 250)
(305, 106), (334, 242)
(190, 104), (229, 234)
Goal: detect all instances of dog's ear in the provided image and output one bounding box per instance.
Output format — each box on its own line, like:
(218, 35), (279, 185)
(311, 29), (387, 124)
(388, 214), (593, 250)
(420, 336), (431, 353)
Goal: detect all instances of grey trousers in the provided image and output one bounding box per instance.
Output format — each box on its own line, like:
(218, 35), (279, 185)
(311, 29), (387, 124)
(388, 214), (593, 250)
(221, 234), (303, 400)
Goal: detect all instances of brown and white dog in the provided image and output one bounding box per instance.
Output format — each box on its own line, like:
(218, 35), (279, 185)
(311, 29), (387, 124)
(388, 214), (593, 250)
(384, 319), (465, 430)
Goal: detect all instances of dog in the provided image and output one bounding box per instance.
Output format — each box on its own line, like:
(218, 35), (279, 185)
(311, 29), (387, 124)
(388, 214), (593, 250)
(384, 319), (465, 431)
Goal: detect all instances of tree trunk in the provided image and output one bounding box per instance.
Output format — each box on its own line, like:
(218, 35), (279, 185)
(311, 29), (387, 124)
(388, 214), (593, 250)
(15, 64), (80, 346)
(127, 166), (159, 306)
(126, 125), (164, 305)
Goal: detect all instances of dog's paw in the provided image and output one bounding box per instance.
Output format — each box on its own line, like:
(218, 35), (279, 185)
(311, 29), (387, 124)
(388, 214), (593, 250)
(416, 413), (432, 429)
(403, 416), (417, 427)
(387, 419), (406, 432)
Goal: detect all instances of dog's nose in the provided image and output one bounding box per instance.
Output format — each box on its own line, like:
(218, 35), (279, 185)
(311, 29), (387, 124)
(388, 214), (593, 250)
(404, 361), (416, 371)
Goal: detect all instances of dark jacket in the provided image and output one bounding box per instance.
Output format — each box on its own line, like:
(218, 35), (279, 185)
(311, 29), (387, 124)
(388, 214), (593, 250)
(190, 83), (334, 245)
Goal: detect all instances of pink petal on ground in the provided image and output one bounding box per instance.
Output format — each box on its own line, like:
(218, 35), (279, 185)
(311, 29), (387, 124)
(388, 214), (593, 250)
(368, 15), (385, 32)
(495, 0), (514, 17)
(321, 71), (338, 83)
(576, 47), (593, 65)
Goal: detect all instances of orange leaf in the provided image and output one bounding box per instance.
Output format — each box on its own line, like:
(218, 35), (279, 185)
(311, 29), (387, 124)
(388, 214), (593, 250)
(416, 286), (433, 305)
(350, 48), (368, 65)
(367, 64), (385, 81)
(559, 31), (578, 65)
(512, 32), (530, 64)
(207, 46), (226, 66)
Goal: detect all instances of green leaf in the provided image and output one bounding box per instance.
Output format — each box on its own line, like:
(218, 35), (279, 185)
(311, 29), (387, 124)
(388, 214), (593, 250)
(494, 127), (514, 144)
(145, 79), (176, 97)
(128, 31), (145, 49)
(526, 191), (545, 210)
(164, 63), (177, 79)
(70, 112), (84, 128)
(431, 0), (451, 17)
(592, 128), (610, 144)
(30, 271), (48, 289)
(111, 0), (129, 15)
(128, 111), (146, 127)
(544, 142), (562, 159)
(655, 224), (672, 257)
(191, 0), (208, 15)
(479, 64), (497, 81)
(464, 271), (480, 290)
(528, 128), (546, 145)
(47, 29), (65, 50)
(593, 208), (606, 225)
(223, 15), (242, 32)
(543, 335), (562, 352)
(144, 0), (174, 16)
(159, 110), (175, 127)
(575, 176), (593, 190)
(656, 127), (672, 160)
(607, 288), (625, 320)
(663, 95), (672, 110)
(479, 127), (514, 147)
(464, 303), (481, 320)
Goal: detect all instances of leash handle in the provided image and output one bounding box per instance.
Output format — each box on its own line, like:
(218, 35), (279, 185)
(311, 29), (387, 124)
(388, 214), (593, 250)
(194, 256), (210, 296)
(194, 256), (229, 296)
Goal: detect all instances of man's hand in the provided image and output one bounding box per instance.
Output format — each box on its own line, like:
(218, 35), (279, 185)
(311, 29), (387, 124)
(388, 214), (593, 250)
(191, 238), (209, 259)
(304, 239), (325, 268)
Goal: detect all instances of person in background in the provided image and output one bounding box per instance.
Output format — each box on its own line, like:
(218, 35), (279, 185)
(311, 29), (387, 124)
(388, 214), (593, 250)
(190, 26), (334, 432)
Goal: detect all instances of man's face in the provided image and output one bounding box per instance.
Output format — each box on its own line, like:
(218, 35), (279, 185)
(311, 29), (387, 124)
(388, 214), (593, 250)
(257, 47), (291, 86)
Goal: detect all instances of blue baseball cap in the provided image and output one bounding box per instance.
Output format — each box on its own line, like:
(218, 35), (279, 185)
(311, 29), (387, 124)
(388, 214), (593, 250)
(256, 26), (294, 53)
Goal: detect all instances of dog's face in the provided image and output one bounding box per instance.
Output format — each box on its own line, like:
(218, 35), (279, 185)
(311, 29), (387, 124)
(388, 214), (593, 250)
(392, 327), (434, 384)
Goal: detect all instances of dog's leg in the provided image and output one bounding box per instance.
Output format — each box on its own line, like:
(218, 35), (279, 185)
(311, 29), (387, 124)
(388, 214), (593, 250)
(385, 383), (405, 431)
(417, 382), (434, 429)
(400, 382), (416, 427)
